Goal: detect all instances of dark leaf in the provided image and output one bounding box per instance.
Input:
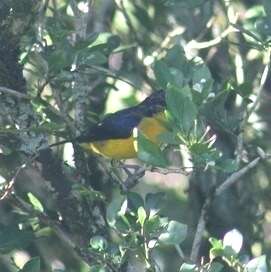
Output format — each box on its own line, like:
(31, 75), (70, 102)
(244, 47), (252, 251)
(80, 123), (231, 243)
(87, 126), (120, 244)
(127, 192), (144, 212)
(166, 86), (197, 134)
(137, 132), (168, 167)
(179, 263), (197, 272)
(0, 225), (34, 253)
(137, 206), (147, 226)
(153, 60), (174, 89)
(145, 192), (166, 217)
(20, 257), (40, 272)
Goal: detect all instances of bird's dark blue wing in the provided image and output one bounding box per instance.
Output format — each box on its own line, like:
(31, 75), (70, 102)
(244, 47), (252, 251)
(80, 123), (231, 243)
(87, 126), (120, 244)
(77, 90), (165, 142)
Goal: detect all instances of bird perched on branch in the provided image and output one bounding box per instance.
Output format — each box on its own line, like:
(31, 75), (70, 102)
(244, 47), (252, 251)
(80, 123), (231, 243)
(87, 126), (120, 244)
(50, 90), (167, 159)
(77, 90), (167, 159)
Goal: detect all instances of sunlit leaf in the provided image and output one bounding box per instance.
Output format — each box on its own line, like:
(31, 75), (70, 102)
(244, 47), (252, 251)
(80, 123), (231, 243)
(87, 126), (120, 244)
(27, 192), (44, 213)
(223, 229), (243, 254)
(158, 220), (187, 245)
(89, 235), (107, 251)
(137, 206), (147, 227)
(245, 255), (267, 272)
(106, 192), (125, 226)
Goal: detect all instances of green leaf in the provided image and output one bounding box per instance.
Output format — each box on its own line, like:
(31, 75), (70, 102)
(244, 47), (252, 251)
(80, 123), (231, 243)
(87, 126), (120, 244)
(192, 64), (212, 90)
(158, 131), (181, 145)
(137, 206), (147, 227)
(114, 216), (131, 234)
(46, 43), (74, 73)
(20, 257), (40, 272)
(223, 229), (243, 254)
(245, 255), (267, 272)
(89, 235), (107, 252)
(209, 262), (224, 272)
(166, 86), (197, 133)
(0, 226), (34, 253)
(127, 192), (144, 212)
(27, 52), (48, 77)
(210, 247), (224, 259)
(209, 236), (237, 260)
(27, 192), (44, 212)
(222, 245), (237, 259)
(145, 216), (166, 234)
(192, 63), (213, 104)
(158, 220), (187, 245)
(179, 263), (197, 271)
(106, 192), (125, 227)
(209, 237), (223, 250)
(153, 60), (173, 89)
(145, 192), (165, 217)
(236, 82), (253, 98)
(165, 45), (187, 71)
(137, 132), (168, 167)
(217, 159), (239, 173)
(107, 35), (121, 51)
(74, 32), (99, 50)
(154, 45), (189, 89)
(78, 50), (108, 65)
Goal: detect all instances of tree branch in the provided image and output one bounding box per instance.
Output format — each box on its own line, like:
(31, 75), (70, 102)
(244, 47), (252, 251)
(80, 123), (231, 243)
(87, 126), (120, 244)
(10, 194), (118, 271)
(190, 154), (268, 262)
(0, 86), (30, 99)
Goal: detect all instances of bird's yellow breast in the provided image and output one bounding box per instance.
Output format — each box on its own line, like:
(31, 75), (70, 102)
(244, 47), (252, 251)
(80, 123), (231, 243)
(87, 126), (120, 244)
(80, 112), (167, 159)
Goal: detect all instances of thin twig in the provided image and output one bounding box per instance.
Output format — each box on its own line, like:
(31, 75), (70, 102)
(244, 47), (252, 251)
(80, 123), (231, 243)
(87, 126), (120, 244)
(236, 50), (270, 163)
(246, 58), (270, 121)
(0, 85), (69, 125)
(185, 25), (238, 51)
(0, 153), (40, 200)
(190, 200), (209, 262)
(149, 166), (192, 176)
(114, 0), (156, 89)
(115, 0), (141, 44)
(215, 156), (262, 196)
(175, 244), (185, 259)
(118, 163), (192, 176)
(0, 163), (26, 200)
(114, 162), (192, 191)
(80, 64), (139, 89)
(0, 86), (30, 99)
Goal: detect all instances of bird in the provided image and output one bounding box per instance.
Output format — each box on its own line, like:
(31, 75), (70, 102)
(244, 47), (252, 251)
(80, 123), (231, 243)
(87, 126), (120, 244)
(76, 90), (167, 159)
(49, 90), (167, 159)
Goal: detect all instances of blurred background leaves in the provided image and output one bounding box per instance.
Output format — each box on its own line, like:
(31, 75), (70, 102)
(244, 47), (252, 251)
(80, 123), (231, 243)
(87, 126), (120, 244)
(0, 0), (271, 271)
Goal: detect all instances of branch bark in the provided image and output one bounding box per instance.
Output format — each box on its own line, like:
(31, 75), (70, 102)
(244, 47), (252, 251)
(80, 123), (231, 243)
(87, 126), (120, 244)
(190, 154), (266, 262)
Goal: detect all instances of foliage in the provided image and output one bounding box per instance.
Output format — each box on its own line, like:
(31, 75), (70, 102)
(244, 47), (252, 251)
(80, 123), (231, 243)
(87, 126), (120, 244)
(0, 0), (271, 271)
